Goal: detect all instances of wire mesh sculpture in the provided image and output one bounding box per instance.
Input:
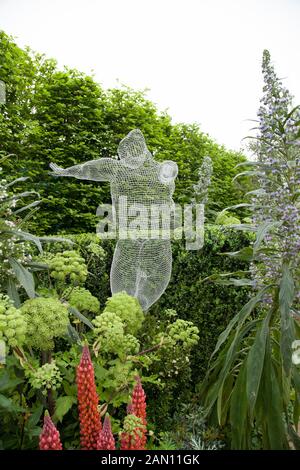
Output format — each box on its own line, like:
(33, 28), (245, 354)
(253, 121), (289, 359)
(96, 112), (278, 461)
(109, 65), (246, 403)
(50, 129), (178, 310)
(0, 80), (6, 105)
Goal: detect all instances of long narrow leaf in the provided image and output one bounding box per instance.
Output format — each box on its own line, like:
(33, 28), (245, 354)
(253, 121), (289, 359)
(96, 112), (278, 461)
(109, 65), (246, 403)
(39, 236), (74, 245)
(279, 264), (295, 375)
(14, 200), (40, 214)
(254, 221), (281, 250)
(230, 361), (248, 449)
(6, 278), (21, 307)
(246, 308), (273, 421)
(7, 229), (42, 253)
(218, 246), (254, 262)
(8, 258), (35, 298)
(212, 286), (271, 357)
(6, 177), (29, 187)
(262, 340), (288, 449)
(68, 306), (94, 330)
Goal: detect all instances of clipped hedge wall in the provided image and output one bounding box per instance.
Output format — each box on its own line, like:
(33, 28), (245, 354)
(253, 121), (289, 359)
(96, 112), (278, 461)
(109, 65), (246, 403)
(42, 226), (251, 383)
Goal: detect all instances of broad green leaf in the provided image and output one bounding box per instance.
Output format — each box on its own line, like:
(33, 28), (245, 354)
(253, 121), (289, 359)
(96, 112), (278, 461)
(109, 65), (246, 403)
(230, 361), (248, 449)
(254, 221), (281, 250)
(223, 203), (254, 211)
(14, 200), (40, 214)
(207, 320), (259, 418)
(245, 188), (266, 197)
(212, 286), (270, 357)
(8, 258), (35, 298)
(219, 246), (254, 262)
(227, 223), (257, 232)
(0, 394), (14, 410)
(6, 176), (29, 187)
(6, 278), (21, 307)
(39, 236), (74, 245)
(8, 230), (42, 253)
(26, 404), (43, 428)
(279, 264), (295, 375)
(292, 381), (300, 428)
(215, 278), (254, 287)
(233, 170), (265, 181)
(246, 309), (272, 420)
(0, 372), (23, 392)
(4, 191), (39, 202)
(219, 372), (234, 427)
(283, 105), (300, 125)
(66, 323), (81, 345)
(292, 366), (300, 405)
(235, 161), (270, 168)
(201, 270), (250, 284)
(262, 341), (288, 449)
(27, 261), (49, 271)
(53, 396), (76, 422)
(68, 306), (94, 330)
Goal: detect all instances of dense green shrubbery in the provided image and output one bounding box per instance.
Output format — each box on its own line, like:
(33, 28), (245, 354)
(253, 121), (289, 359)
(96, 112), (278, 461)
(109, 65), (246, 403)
(35, 227), (251, 429)
(0, 31), (246, 234)
(46, 229), (250, 378)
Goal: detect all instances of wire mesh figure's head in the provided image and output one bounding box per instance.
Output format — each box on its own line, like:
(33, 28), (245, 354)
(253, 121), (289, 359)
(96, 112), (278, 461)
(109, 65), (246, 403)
(118, 129), (152, 168)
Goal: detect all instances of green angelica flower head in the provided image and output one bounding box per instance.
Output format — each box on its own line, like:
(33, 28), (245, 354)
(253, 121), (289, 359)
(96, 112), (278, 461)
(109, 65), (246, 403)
(63, 287), (100, 314)
(28, 360), (62, 395)
(92, 310), (140, 357)
(104, 292), (144, 335)
(49, 250), (88, 285)
(167, 319), (199, 349)
(0, 294), (27, 348)
(21, 297), (69, 350)
(93, 310), (124, 354)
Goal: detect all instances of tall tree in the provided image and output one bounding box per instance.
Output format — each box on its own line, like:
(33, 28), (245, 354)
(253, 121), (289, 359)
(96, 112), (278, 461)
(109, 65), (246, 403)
(0, 31), (246, 234)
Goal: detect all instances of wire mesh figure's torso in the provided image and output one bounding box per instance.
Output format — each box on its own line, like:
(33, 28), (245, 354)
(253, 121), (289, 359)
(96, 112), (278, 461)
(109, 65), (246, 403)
(110, 157), (175, 310)
(50, 129), (178, 310)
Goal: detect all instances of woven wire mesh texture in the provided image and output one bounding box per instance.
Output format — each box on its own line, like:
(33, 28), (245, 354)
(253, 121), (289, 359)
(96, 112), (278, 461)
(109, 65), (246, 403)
(0, 80), (6, 105)
(50, 129), (178, 310)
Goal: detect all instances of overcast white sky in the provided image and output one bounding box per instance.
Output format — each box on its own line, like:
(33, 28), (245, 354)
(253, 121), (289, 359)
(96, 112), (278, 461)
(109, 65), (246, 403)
(0, 0), (299, 154)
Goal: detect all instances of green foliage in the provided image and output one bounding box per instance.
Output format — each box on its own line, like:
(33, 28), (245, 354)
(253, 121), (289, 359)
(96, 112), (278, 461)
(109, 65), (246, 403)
(156, 403), (225, 450)
(0, 157), (40, 299)
(0, 31), (246, 235)
(21, 297), (69, 350)
(38, 228), (250, 380)
(0, 222), (248, 448)
(200, 51), (300, 450)
(0, 355), (44, 449)
(0, 294), (27, 347)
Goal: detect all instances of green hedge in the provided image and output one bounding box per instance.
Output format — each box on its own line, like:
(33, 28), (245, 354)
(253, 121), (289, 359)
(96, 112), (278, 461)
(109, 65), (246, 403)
(0, 31), (247, 234)
(42, 226), (251, 382)
(37, 226), (251, 429)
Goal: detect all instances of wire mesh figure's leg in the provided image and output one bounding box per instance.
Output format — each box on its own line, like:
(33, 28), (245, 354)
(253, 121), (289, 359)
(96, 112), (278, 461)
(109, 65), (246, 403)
(110, 239), (172, 310)
(110, 240), (141, 301)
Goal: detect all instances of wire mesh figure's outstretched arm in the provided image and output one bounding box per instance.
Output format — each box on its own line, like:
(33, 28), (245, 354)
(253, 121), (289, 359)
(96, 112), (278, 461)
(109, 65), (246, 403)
(49, 158), (118, 181)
